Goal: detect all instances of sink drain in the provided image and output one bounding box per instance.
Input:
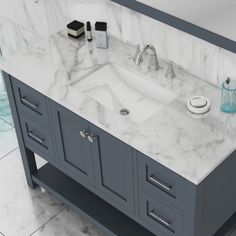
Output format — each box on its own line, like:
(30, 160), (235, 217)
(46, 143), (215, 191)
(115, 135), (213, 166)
(120, 108), (130, 116)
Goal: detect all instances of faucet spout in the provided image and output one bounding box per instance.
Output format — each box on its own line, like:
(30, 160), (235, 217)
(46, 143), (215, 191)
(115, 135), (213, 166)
(134, 45), (160, 72)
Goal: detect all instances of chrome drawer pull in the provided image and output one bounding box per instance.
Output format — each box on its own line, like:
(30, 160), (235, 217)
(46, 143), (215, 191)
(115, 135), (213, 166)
(28, 131), (44, 144)
(21, 97), (39, 109)
(149, 175), (172, 191)
(149, 210), (171, 227)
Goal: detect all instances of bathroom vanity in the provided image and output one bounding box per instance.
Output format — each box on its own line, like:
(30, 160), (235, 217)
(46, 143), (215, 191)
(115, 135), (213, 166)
(2, 34), (236, 236)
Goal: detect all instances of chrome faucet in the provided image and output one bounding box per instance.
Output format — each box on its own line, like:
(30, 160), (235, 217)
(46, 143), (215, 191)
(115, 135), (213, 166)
(134, 45), (160, 72)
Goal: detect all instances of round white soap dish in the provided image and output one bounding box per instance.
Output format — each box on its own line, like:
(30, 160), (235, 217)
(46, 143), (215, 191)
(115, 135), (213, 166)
(186, 96), (210, 114)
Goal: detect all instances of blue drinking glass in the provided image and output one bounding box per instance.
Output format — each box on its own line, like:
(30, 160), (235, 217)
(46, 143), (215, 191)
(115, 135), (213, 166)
(221, 78), (236, 113)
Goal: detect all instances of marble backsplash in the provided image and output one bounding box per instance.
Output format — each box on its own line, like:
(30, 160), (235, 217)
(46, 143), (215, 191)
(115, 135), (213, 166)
(1, 0), (236, 87)
(44, 0), (236, 88)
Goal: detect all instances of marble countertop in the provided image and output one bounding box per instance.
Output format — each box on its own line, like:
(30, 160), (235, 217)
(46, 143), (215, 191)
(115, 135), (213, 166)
(0, 15), (41, 61)
(1, 30), (236, 185)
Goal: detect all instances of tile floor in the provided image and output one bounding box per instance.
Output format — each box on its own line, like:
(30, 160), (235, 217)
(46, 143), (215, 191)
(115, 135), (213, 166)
(0, 105), (105, 236)
(0, 99), (235, 236)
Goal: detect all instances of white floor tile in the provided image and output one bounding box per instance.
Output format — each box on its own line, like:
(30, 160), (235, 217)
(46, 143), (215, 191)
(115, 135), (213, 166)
(35, 154), (48, 169)
(0, 119), (18, 158)
(0, 149), (65, 236)
(0, 114), (14, 126)
(0, 88), (13, 126)
(31, 208), (105, 236)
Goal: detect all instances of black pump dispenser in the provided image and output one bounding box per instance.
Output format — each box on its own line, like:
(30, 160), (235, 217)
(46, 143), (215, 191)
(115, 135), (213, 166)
(86, 22), (92, 42)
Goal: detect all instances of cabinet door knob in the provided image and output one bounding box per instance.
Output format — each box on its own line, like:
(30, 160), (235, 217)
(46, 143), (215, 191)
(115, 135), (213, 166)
(80, 129), (88, 138)
(88, 135), (96, 143)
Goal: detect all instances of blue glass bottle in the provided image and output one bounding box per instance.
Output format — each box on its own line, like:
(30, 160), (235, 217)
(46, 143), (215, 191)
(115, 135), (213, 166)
(221, 78), (236, 113)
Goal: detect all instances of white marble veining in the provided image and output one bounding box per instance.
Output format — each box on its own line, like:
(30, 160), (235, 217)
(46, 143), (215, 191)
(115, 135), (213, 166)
(1, 0), (236, 87)
(0, 15), (41, 126)
(0, 0), (50, 38)
(32, 207), (104, 236)
(0, 149), (65, 236)
(45, 0), (69, 36)
(0, 15), (41, 60)
(1, 31), (236, 185)
(0, 120), (18, 158)
(13, 0), (49, 37)
(43, 0), (236, 88)
(119, 6), (236, 88)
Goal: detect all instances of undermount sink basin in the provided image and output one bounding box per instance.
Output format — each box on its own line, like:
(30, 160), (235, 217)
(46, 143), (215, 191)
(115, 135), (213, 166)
(73, 64), (177, 123)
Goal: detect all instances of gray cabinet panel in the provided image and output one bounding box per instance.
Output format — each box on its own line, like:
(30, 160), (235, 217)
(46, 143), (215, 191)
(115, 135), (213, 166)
(139, 190), (183, 236)
(51, 103), (94, 185)
(90, 125), (135, 213)
(137, 152), (185, 211)
(11, 77), (50, 126)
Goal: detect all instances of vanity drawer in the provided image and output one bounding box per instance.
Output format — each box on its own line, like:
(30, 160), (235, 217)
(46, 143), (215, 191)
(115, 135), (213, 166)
(19, 113), (55, 163)
(139, 190), (183, 236)
(137, 152), (185, 210)
(12, 77), (49, 126)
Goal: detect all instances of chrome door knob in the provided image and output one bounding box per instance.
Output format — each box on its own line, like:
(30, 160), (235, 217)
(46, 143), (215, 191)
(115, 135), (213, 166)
(88, 135), (96, 143)
(80, 129), (88, 138)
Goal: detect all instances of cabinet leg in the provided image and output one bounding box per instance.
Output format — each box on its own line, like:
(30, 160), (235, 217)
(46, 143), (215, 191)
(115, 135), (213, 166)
(19, 146), (38, 189)
(3, 73), (38, 189)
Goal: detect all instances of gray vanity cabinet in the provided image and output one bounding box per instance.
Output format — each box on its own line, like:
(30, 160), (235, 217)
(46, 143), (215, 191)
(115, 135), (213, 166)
(5, 73), (236, 236)
(50, 103), (135, 214)
(90, 124), (135, 213)
(50, 103), (95, 185)
(51, 101), (135, 213)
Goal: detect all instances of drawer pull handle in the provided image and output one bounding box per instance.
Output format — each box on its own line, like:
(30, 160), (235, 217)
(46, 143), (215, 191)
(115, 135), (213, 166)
(149, 210), (171, 227)
(149, 175), (172, 191)
(21, 97), (39, 109)
(28, 131), (44, 144)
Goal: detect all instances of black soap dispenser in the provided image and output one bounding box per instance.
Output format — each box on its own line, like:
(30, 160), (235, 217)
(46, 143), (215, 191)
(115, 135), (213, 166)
(86, 22), (93, 42)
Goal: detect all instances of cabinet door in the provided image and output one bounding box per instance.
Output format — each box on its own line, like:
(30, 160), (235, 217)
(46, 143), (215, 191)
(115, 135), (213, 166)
(51, 103), (94, 185)
(90, 124), (135, 213)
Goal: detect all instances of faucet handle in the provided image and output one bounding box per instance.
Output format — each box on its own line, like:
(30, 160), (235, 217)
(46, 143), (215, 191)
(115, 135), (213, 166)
(133, 44), (142, 65)
(165, 61), (176, 79)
